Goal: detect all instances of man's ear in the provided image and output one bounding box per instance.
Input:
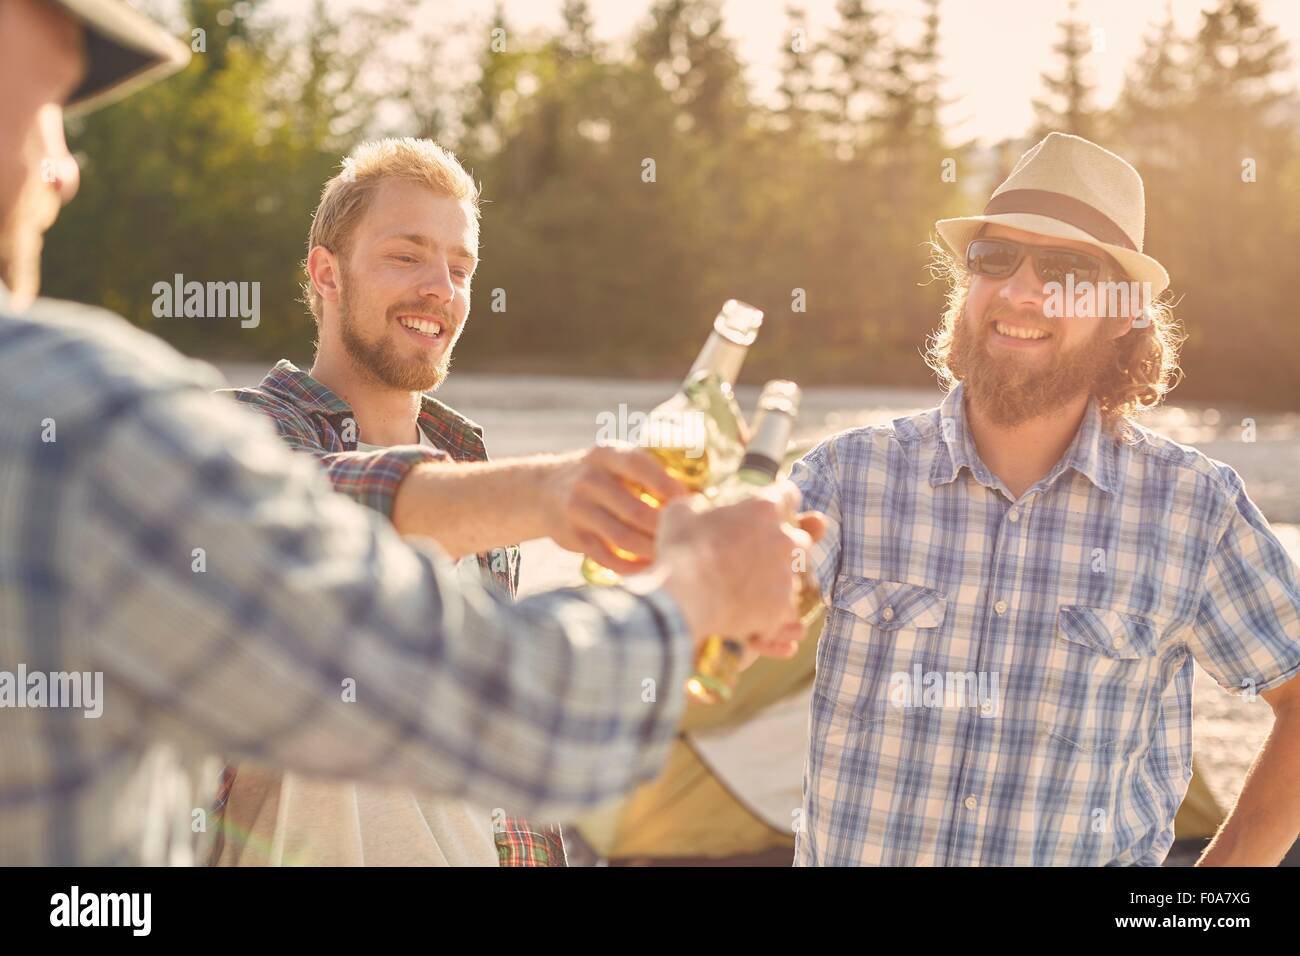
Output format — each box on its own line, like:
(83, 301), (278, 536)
(307, 245), (342, 305)
(1109, 311), (1136, 341)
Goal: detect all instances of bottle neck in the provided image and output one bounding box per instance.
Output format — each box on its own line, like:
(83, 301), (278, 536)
(738, 409), (794, 481)
(687, 331), (748, 388)
(735, 455), (779, 483)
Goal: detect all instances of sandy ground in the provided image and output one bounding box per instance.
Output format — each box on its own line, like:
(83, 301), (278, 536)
(219, 365), (1298, 846)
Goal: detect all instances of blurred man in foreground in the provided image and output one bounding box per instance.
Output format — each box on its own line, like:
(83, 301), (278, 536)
(793, 132), (1300, 866)
(0, 0), (821, 865)
(213, 138), (692, 866)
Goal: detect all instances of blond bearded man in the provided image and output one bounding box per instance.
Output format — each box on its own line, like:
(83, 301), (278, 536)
(793, 133), (1300, 867)
(213, 139), (704, 866)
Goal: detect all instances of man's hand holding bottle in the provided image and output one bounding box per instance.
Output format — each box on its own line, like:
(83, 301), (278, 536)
(539, 444), (692, 575)
(651, 480), (827, 661)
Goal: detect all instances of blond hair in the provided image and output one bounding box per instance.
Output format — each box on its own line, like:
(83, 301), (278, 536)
(302, 138), (480, 321)
(923, 240), (1184, 430)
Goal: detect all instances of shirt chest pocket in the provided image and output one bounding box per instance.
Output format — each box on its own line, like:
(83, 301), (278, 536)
(1040, 606), (1162, 753)
(1058, 606), (1157, 660)
(818, 578), (950, 726)
(832, 577), (948, 630)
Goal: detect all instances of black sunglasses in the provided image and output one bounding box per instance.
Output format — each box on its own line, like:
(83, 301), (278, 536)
(965, 237), (1107, 286)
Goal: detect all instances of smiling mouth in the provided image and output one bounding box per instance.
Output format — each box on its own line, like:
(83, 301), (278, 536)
(397, 314), (445, 339)
(992, 320), (1052, 341)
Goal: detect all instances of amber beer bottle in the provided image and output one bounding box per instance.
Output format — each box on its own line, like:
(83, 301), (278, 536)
(685, 380), (802, 704)
(580, 300), (762, 586)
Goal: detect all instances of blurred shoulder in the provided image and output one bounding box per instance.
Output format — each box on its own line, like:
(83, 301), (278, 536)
(0, 296), (226, 425)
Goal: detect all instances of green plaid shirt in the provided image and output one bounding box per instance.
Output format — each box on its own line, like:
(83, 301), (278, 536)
(215, 360), (562, 866)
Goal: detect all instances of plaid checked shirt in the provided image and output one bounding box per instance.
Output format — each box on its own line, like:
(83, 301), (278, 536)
(216, 360), (560, 866)
(791, 382), (1300, 866)
(0, 293), (692, 866)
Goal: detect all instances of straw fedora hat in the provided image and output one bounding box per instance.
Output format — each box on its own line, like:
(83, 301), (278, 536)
(936, 132), (1170, 296)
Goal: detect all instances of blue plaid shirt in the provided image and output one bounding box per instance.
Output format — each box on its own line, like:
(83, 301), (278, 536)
(0, 292), (693, 865)
(791, 383), (1300, 866)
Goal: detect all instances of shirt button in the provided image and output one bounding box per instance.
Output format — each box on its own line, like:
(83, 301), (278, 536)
(881, 606), (895, 622)
(1008, 508), (1020, 523)
(994, 600), (1008, 615)
(1112, 636), (1126, 649)
(964, 796), (978, 810)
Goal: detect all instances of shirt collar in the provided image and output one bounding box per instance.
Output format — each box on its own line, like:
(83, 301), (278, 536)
(930, 381), (1116, 495)
(259, 359), (485, 445)
(1059, 392), (1117, 494)
(930, 383), (980, 488)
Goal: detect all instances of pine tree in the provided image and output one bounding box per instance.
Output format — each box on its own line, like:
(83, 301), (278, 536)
(1113, 1), (1186, 167)
(634, 0), (745, 135)
(870, 1), (960, 357)
(1174, 0), (1298, 406)
(912, 0), (944, 137)
(634, 0), (688, 75)
(557, 0), (597, 63)
(872, 0), (951, 168)
(186, 0), (261, 78)
(460, 2), (520, 158)
(820, 0), (882, 153)
(1031, 0), (1098, 140)
(1191, 0), (1290, 115)
(877, 0), (947, 150)
(776, 5), (816, 136)
(681, 3), (745, 135)
(1108, 0), (1190, 286)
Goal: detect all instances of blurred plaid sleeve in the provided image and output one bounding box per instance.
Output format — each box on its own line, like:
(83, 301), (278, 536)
(76, 383), (694, 822)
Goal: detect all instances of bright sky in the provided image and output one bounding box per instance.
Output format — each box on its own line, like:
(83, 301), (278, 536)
(239, 0), (1300, 145)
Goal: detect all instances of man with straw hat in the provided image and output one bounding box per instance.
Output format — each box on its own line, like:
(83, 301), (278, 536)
(792, 132), (1300, 866)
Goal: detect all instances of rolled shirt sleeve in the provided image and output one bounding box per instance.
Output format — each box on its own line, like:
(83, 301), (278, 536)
(790, 437), (844, 601)
(311, 445), (446, 516)
(1185, 464), (1300, 697)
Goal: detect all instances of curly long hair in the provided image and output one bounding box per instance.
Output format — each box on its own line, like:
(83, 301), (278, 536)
(923, 240), (1185, 432)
